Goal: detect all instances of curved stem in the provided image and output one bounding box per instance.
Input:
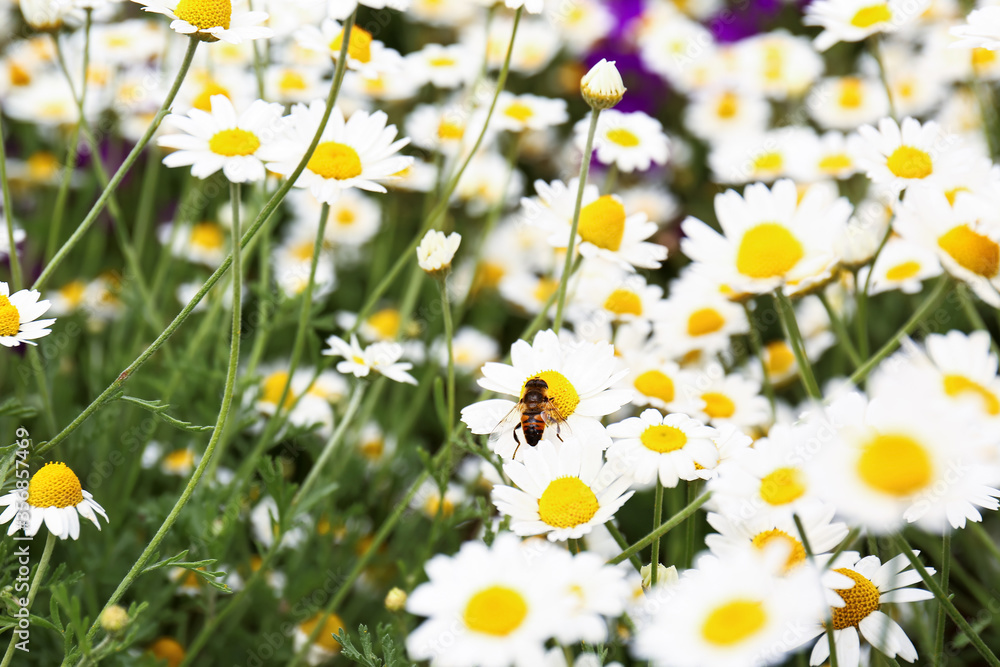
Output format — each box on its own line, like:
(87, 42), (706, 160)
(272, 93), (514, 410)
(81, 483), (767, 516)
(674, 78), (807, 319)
(818, 291), (862, 368)
(0, 532), (57, 667)
(607, 491), (710, 566)
(553, 108), (600, 332)
(774, 290), (821, 400)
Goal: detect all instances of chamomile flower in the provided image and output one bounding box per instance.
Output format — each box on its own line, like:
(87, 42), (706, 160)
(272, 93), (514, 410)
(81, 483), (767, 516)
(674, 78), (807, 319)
(684, 86), (771, 145)
(853, 116), (960, 189)
(808, 76), (890, 131)
(294, 20), (402, 78)
(460, 329), (631, 459)
(159, 220), (228, 267)
(615, 345), (697, 413)
(0, 462), (108, 539)
(0, 282), (56, 348)
(323, 334), (418, 384)
(606, 409), (720, 489)
(790, 131), (862, 182)
(681, 179), (852, 297)
(293, 612), (345, 666)
(805, 0), (929, 51)
(863, 236), (943, 295)
(412, 479), (466, 519)
(708, 128), (806, 184)
(491, 438), (634, 541)
(807, 553), (935, 667)
(656, 271), (750, 359)
(494, 92), (569, 133)
(578, 110), (669, 173)
(950, 6), (1000, 50)
(268, 102), (412, 204)
(407, 43), (477, 89)
(133, 0), (272, 43)
(675, 363), (771, 432)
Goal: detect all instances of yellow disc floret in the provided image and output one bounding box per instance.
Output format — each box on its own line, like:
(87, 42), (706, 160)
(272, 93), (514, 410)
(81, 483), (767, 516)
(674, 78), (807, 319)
(752, 529), (806, 571)
(504, 102), (535, 123)
(308, 142), (363, 181)
(606, 128), (640, 147)
(0, 294), (20, 337)
(28, 462), (84, 509)
(701, 599), (768, 646)
(736, 223), (804, 279)
(463, 586), (528, 636)
(330, 26), (373, 63)
(524, 370), (580, 417)
(938, 225), (999, 278)
(260, 371), (297, 410)
(538, 476), (599, 528)
(298, 612), (345, 652)
(208, 128), (260, 157)
(857, 433), (932, 496)
(190, 222), (225, 250)
(641, 425), (688, 453)
(886, 146), (933, 180)
(634, 370), (675, 404)
(885, 260), (922, 281)
(173, 0), (232, 30)
(578, 195), (626, 251)
(943, 374), (1000, 415)
(831, 568), (880, 629)
(850, 4), (892, 27)
(604, 289), (643, 316)
(687, 308), (725, 337)
(759, 466), (806, 506)
(701, 392), (735, 419)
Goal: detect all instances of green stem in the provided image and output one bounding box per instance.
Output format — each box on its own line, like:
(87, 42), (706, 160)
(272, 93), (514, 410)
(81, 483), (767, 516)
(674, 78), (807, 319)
(440, 277), (456, 439)
(683, 481), (698, 568)
(857, 227), (893, 359)
(869, 35), (897, 120)
(742, 300), (775, 419)
(0, 113), (22, 289)
(793, 514), (838, 667)
(33, 36), (200, 291)
(933, 532), (950, 662)
(553, 108), (600, 333)
(892, 534), (1000, 667)
(650, 479), (663, 586)
(774, 290), (821, 400)
(819, 291), (862, 368)
(607, 491), (710, 566)
(0, 532), (57, 667)
(604, 521), (642, 572)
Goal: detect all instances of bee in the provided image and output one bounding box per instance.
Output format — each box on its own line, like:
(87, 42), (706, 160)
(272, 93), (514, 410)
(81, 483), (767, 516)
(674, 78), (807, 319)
(489, 377), (571, 458)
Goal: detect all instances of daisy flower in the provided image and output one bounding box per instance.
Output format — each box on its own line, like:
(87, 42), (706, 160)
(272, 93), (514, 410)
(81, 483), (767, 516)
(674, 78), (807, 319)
(460, 329), (631, 459)
(158, 95), (286, 183)
(656, 270), (750, 360)
(406, 43), (477, 90)
(0, 462), (108, 540)
(133, 0), (272, 43)
(808, 76), (890, 131)
(615, 341), (698, 413)
(684, 86), (771, 145)
(0, 282), (56, 348)
(491, 438), (634, 541)
(789, 131), (863, 182)
(158, 220), (228, 267)
(950, 7), (1000, 51)
(576, 109), (669, 173)
(268, 101), (412, 204)
(707, 127), (807, 185)
(676, 363), (771, 432)
(494, 92), (569, 133)
(294, 20), (402, 78)
(416, 229), (461, 275)
(805, 0), (929, 51)
(323, 334), (417, 385)
(606, 409), (720, 489)
(808, 552), (935, 667)
(852, 116), (960, 189)
(862, 236), (942, 295)
(680, 179), (852, 297)
(293, 612), (345, 666)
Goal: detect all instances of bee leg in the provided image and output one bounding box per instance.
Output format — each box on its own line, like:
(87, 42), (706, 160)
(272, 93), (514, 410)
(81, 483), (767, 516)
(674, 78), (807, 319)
(556, 423), (563, 442)
(513, 423), (521, 445)
(512, 442), (522, 460)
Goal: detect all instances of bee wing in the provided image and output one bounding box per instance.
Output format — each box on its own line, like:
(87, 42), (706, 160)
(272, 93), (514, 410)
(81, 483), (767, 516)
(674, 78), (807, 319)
(541, 400), (573, 438)
(488, 403), (523, 445)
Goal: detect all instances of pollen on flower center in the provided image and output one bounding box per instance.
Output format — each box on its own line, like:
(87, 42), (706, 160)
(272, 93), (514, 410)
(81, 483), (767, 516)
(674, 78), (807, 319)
(752, 529), (806, 571)
(943, 374), (1000, 415)
(604, 289), (643, 316)
(838, 78), (864, 108)
(208, 128), (260, 157)
(701, 391), (735, 419)
(759, 466), (806, 506)
(308, 141), (363, 181)
(831, 568), (880, 629)
(0, 294), (21, 337)
(885, 260), (922, 281)
(330, 26), (374, 63)
(523, 370), (580, 417)
(27, 462), (84, 508)
(641, 424), (688, 453)
(437, 119), (465, 141)
(819, 153), (853, 173)
(538, 476), (599, 528)
(635, 370), (675, 403)
(173, 0), (232, 30)
(765, 340), (796, 376)
(886, 146), (933, 179)
(753, 152), (783, 173)
(578, 195), (626, 251)
(857, 433), (933, 496)
(368, 308), (401, 339)
(736, 222), (804, 279)
(701, 599), (768, 646)
(850, 3), (892, 28)
(606, 128), (640, 147)
(937, 225), (1000, 278)
(687, 308), (725, 336)
(716, 92), (739, 119)
(463, 585), (528, 636)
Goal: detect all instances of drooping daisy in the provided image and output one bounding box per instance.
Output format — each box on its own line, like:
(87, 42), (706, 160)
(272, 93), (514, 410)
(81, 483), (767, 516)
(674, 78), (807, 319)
(491, 438), (634, 541)
(133, 0), (272, 44)
(807, 552), (935, 667)
(681, 179), (852, 297)
(323, 334), (418, 385)
(0, 462), (108, 539)
(158, 95), (286, 183)
(606, 409), (720, 489)
(267, 101), (412, 204)
(460, 329), (631, 459)
(576, 109), (669, 173)
(494, 92), (569, 133)
(294, 20), (402, 78)
(0, 282), (56, 348)
(805, 0), (929, 51)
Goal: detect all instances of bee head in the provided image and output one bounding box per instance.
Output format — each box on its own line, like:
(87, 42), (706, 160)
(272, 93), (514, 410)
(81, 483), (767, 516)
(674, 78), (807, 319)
(524, 377), (549, 391)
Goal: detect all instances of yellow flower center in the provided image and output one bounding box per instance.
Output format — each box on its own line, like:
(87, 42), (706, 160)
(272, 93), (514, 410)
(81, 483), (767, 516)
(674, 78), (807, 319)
(163, 449), (195, 472)
(330, 26), (373, 63)
(857, 433), (933, 496)
(189, 222), (225, 251)
(937, 225), (999, 278)
(27, 462), (84, 508)
(701, 599), (768, 646)
(533, 277), (559, 303)
(759, 466), (806, 506)
(886, 146), (933, 180)
(522, 370), (579, 417)
(687, 308), (725, 337)
(762, 45), (784, 81)
(192, 81), (230, 112)
(504, 101), (535, 123)
(640, 424), (688, 453)
(944, 187), (969, 207)
(604, 289), (642, 316)
(208, 128), (260, 157)
(819, 153), (853, 174)
(578, 195), (626, 251)
(174, 0), (232, 30)
(463, 586), (528, 636)
(849, 4), (892, 28)
(752, 529), (806, 571)
(360, 438), (384, 460)
(606, 128), (640, 147)
(701, 392), (735, 419)
(367, 308), (401, 339)
(9, 63), (31, 87)
(753, 152), (783, 173)
(261, 371), (297, 409)
(736, 223), (804, 279)
(59, 280), (87, 308)
(424, 495), (455, 518)
(838, 78), (864, 108)
(538, 476), (599, 528)
(634, 370), (675, 404)
(298, 613), (345, 652)
(831, 568), (880, 629)
(308, 142), (363, 181)
(973, 48), (997, 70)
(27, 151), (59, 180)
(428, 55), (456, 68)
(765, 340), (796, 376)
(716, 92), (739, 119)
(437, 118), (465, 141)
(0, 295), (20, 337)
(335, 208), (355, 225)
(149, 637), (186, 667)
(943, 374), (1000, 415)
(884, 260), (922, 281)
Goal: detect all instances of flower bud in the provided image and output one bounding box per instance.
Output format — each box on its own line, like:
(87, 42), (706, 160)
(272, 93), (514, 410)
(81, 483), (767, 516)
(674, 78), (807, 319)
(581, 59), (626, 110)
(384, 586), (407, 611)
(641, 563), (678, 590)
(100, 605), (129, 634)
(416, 230), (461, 275)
